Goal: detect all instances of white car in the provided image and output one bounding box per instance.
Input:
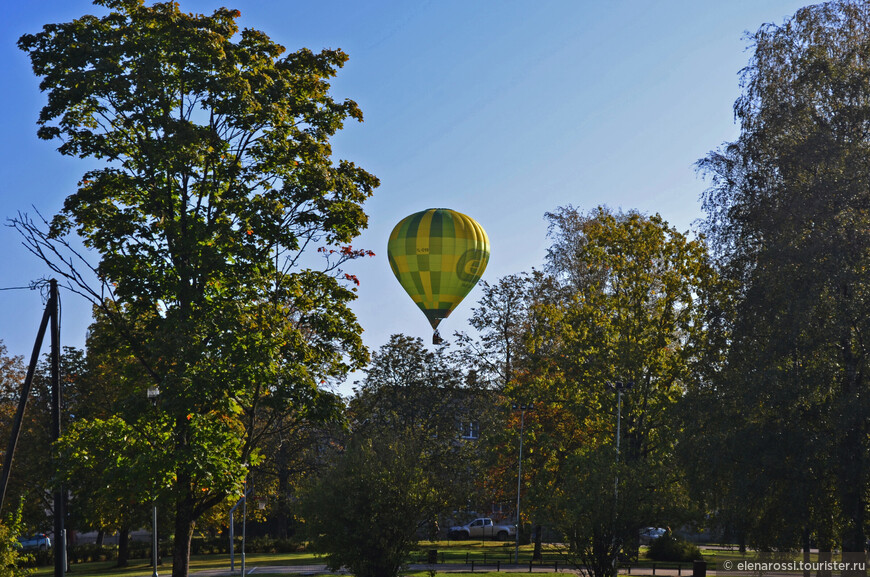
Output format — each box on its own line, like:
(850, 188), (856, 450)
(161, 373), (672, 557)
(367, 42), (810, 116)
(639, 527), (667, 545)
(448, 518), (517, 540)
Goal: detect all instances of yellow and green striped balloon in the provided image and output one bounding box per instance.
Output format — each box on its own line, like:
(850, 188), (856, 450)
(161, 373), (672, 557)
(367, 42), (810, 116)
(387, 208), (490, 339)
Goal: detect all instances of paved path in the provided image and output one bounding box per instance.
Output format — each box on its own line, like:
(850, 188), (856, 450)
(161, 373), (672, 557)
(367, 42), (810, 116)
(185, 562), (702, 575)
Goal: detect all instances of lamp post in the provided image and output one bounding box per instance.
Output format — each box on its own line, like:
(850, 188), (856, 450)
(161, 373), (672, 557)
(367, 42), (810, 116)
(606, 380), (633, 577)
(147, 386), (160, 577)
(241, 475), (248, 576)
(512, 403), (532, 565)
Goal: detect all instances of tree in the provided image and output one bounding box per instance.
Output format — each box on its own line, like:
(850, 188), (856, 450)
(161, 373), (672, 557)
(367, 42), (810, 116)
(0, 342), (26, 501)
(303, 335), (497, 576)
(530, 206), (714, 577)
(300, 435), (439, 577)
(350, 335), (495, 518)
(696, 0), (870, 560)
(0, 345), (83, 537)
(0, 344), (25, 406)
(458, 271), (568, 556)
(457, 273), (538, 390)
(302, 337), (480, 577)
(15, 2), (377, 575)
(0, 500), (35, 577)
(251, 408), (344, 540)
(43, 308), (170, 563)
(55, 415), (171, 567)
(0, 345), (44, 536)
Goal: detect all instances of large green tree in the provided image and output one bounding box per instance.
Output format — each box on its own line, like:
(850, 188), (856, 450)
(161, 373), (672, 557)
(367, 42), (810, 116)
(456, 273), (540, 391)
(459, 270), (567, 556)
(695, 0), (870, 560)
(350, 334), (496, 518)
(15, 2), (377, 575)
(302, 335), (494, 577)
(0, 346), (85, 538)
(529, 207), (714, 577)
(301, 434), (439, 577)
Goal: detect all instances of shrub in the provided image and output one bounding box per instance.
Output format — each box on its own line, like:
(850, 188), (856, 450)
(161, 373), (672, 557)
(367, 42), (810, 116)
(189, 536), (300, 556)
(646, 533), (702, 563)
(0, 499), (35, 576)
(0, 520), (34, 576)
(68, 544), (118, 564)
(301, 436), (441, 577)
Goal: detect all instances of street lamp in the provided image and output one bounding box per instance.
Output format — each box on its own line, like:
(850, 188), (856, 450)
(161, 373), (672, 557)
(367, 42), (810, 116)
(147, 387), (160, 577)
(228, 487), (248, 573)
(606, 380), (633, 576)
(512, 403), (533, 565)
(242, 476), (248, 576)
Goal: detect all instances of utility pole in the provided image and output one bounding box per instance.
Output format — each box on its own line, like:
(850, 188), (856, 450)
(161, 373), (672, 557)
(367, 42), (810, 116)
(49, 280), (65, 577)
(512, 403), (532, 564)
(0, 281), (63, 577)
(607, 380), (633, 577)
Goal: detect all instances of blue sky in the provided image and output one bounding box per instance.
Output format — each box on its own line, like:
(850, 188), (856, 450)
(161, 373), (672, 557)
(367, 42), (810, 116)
(1, 0), (810, 395)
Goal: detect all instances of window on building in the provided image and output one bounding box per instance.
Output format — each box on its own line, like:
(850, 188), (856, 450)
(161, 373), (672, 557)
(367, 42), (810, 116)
(460, 421), (480, 439)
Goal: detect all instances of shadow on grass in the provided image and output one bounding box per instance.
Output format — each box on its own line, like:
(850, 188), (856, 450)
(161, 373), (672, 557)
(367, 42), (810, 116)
(32, 551), (326, 577)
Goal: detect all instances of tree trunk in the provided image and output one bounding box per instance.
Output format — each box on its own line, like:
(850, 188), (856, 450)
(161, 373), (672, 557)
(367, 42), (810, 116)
(171, 490), (197, 577)
(839, 435), (866, 577)
(817, 528), (833, 577)
(802, 527), (811, 577)
(532, 524), (542, 560)
(275, 467), (290, 539)
(839, 334), (867, 577)
(117, 526), (130, 568)
(96, 529), (105, 547)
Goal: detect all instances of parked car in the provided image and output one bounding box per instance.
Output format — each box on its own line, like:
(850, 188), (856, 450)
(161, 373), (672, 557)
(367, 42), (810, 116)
(448, 517), (516, 540)
(17, 534), (51, 551)
(639, 527), (667, 545)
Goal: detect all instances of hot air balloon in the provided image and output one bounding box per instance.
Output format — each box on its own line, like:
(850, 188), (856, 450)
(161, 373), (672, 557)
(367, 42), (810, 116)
(387, 208), (490, 344)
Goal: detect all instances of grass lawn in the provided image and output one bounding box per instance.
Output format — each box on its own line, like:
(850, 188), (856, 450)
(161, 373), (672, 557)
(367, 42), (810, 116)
(411, 539), (564, 563)
(27, 542), (573, 577)
(32, 539), (836, 577)
(33, 551), (325, 577)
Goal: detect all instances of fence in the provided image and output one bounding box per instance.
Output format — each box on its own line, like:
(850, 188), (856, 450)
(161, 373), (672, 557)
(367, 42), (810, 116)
(413, 549), (696, 574)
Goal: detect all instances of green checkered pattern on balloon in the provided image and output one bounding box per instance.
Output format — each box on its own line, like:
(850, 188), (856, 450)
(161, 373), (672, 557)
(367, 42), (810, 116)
(388, 208), (490, 330)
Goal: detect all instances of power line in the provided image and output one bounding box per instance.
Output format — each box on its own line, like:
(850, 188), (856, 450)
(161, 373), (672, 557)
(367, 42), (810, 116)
(0, 286), (35, 292)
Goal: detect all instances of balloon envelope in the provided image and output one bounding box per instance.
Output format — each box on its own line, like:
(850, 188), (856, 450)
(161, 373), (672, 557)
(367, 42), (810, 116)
(387, 208), (490, 331)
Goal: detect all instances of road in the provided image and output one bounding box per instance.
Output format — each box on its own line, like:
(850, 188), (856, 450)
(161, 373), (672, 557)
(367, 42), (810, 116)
(185, 562), (702, 576)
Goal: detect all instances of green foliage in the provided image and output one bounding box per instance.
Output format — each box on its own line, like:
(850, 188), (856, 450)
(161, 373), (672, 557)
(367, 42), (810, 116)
(56, 414), (172, 530)
(16, 1), (376, 575)
(457, 273), (540, 390)
(693, 0), (870, 553)
(0, 343), (47, 532)
(0, 502), (35, 577)
(646, 534), (701, 563)
(0, 347), (89, 534)
(64, 536), (301, 562)
(511, 207), (713, 577)
(0, 525), (32, 577)
(351, 335), (496, 513)
(300, 435), (440, 577)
